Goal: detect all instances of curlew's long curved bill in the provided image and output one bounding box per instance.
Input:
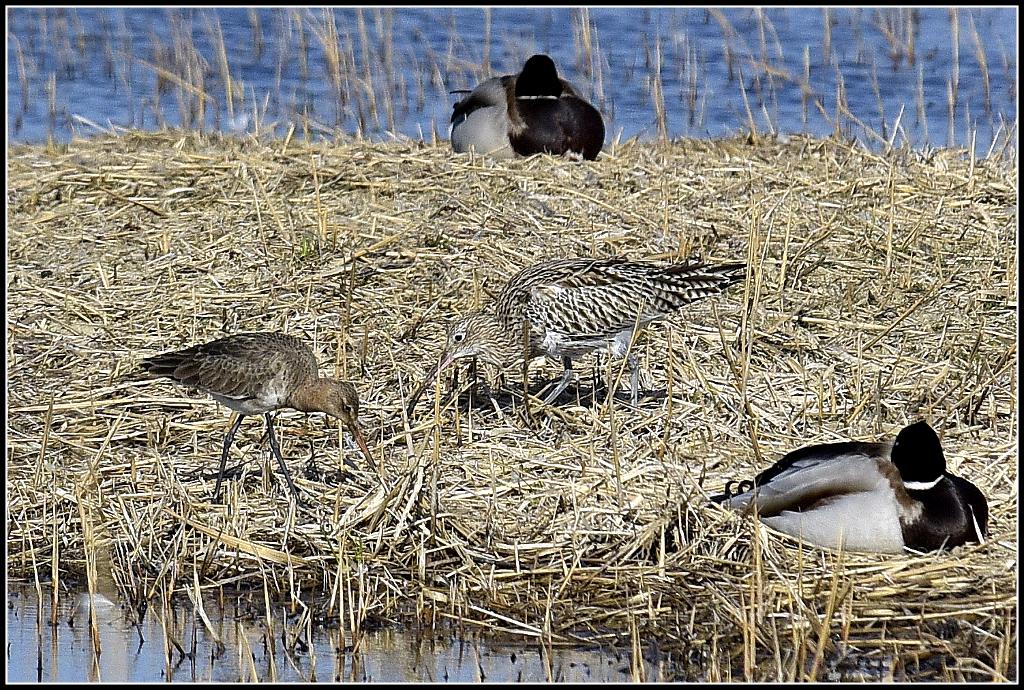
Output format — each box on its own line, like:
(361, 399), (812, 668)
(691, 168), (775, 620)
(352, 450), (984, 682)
(405, 352), (457, 418)
(347, 421), (377, 473)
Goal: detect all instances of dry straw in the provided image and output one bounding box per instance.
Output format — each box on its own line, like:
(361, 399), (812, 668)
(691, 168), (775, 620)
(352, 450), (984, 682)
(6, 131), (1017, 680)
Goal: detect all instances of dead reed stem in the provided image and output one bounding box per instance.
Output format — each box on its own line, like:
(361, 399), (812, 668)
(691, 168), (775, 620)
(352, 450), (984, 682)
(6, 131), (1017, 681)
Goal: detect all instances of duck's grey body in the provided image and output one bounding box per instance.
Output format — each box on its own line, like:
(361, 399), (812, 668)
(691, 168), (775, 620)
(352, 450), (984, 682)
(450, 77), (516, 158)
(449, 55), (604, 161)
(713, 422), (988, 555)
(721, 444), (909, 553)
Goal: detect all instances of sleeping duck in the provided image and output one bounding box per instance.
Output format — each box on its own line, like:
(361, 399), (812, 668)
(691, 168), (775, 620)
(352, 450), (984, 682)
(450, 54), (605, 160)
(712, 421), (988, 554)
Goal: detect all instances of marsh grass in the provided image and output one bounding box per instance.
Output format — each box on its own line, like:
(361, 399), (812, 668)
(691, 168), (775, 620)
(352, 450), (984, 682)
(8, 8), (1017, 155)
(5, 131), (1018, 681)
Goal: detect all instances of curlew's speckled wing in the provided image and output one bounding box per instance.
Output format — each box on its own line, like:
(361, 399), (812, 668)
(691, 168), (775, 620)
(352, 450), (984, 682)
(495, 258), (745, 343)
(141, 332), (317, 406)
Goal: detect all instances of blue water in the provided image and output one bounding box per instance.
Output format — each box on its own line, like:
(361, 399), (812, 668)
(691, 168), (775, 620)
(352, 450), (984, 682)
(6, 585), (664, 682)
(6, 8), (1018, 153)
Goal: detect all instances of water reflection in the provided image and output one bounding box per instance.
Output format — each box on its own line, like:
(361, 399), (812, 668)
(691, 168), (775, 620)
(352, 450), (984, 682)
(6, 585), (663, 683)
(6, 8), (1017, 153)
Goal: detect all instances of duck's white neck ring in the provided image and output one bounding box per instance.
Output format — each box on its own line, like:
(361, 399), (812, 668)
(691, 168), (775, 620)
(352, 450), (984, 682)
(516, 95), (559, 100)
(903, 477), (942, 491)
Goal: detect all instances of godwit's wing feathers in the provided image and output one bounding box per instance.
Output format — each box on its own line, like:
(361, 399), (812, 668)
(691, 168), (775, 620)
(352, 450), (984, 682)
(139, 352), (185, 379)
(193, 359), (264, 399)
(142, 332), (317, 401)
(147, 348), (269, 400)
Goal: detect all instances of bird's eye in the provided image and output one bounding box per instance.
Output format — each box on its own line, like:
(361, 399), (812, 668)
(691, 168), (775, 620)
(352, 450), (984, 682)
(453, 332), (465, 343)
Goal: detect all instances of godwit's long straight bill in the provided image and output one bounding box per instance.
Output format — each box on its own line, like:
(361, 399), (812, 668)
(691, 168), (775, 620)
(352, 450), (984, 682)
(348, 420), (376, 472)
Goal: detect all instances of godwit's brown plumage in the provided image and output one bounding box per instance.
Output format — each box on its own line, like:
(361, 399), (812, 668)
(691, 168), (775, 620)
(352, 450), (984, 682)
(407, 257), (746, 413)
(141, 331), (374, 503)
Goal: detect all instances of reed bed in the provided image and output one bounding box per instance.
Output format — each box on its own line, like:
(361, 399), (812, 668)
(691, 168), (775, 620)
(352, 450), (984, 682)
(9, 8), (1018, 156)
(6, 131), (1017, 681)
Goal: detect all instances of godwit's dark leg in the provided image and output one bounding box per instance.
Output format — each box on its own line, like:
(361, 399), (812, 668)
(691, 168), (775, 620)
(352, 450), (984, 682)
(542, 357), (575, 404)
(214, 414), (246, 501)
(263, 413), (303, 504)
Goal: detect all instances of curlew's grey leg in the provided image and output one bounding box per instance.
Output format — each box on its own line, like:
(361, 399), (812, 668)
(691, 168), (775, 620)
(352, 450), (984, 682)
(591, 352), (603, 403)
(214, 414), (246, 502)
(543, 357), (576, 404)
(628, 354), (640, 404)
(486, 387), (506, 420)
(264, 413), (303, 505)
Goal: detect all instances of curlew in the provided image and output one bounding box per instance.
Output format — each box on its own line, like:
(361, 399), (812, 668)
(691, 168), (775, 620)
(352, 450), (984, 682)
(407, 257), (746, 414)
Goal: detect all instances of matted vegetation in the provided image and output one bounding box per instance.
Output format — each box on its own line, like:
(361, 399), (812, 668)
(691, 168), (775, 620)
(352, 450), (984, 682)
(6, 131), (1017, 681)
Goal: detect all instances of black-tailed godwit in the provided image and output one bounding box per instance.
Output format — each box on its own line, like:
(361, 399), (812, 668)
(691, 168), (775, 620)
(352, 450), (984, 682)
(142, 331), (374, 503)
